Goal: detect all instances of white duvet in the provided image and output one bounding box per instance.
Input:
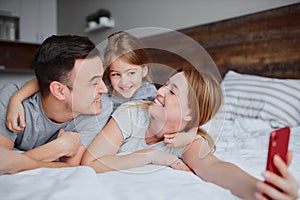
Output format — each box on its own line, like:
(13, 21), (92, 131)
(1, 119), (299, 200)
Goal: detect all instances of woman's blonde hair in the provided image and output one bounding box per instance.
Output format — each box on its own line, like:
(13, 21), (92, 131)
(103, 31), (152, 85)
(178, 65), (223, 151)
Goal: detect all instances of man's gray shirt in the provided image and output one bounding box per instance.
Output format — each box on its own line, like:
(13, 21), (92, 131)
(0, 82), (112, 150)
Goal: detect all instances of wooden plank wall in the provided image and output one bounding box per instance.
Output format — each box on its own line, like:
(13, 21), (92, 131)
(142, 3), (300, 79)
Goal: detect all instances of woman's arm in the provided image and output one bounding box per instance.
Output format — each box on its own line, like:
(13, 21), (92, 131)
(182, 139), (299, 200)
(81, 118), (190, 173)
(6, 78), (39, 132)
(182, 138), (258, 199)
(81, 118), (151, 173)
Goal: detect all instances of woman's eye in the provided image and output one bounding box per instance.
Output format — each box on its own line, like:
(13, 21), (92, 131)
(128, 71), (136, 75)
(164, 85), (175, 95)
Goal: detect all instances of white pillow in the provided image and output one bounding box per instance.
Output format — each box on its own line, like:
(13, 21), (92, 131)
(221, 70), (300, 128)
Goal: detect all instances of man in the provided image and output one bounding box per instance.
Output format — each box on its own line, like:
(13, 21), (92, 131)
(0, 35), (112, 174)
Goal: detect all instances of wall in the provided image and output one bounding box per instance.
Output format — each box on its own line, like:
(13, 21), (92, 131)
(1, 0), (299, 88)
(0, 0), (57, 44)
(143, 4), (300, 79)
(58, 0), (300, 44)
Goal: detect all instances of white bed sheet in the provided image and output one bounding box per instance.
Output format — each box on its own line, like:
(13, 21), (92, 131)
(1, 119), (299, 200)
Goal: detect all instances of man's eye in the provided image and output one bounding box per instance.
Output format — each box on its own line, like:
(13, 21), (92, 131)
(111, 73), (120, 77)
(128, 71), (136, 75)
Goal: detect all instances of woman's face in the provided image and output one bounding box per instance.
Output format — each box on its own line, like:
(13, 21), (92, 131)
(109, 57), (148, 98)
(149, 72), (191, 131)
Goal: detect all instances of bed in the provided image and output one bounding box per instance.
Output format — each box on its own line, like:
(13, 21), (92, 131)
(1, 3), (300, 200)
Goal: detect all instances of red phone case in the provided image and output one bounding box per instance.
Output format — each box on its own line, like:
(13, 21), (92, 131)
(266, 127), (290, 175)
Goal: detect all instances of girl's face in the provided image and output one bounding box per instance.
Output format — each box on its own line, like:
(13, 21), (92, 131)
(109, 57), (148, 98)
(149, 72), (191, 131)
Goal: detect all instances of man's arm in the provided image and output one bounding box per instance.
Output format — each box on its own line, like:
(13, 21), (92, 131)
(24, 129), (81, 163)
(0, 130), (83, 175)
(61, 145), (87, 166)
(0, 135), (14, 150)
(0, 147), (70, 175)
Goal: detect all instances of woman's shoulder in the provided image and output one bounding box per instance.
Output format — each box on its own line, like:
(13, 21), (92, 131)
(113, 100), (150, 114)
(112, 100), (151, 132)
(116, 100), (151, 114)
(119, 100), (149, 106)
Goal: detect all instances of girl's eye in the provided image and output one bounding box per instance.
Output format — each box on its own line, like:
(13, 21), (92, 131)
(128, 71), (136, 75)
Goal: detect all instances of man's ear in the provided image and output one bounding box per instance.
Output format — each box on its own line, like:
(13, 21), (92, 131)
(49, 81), (67, 100)
(142, 65), (148, 78)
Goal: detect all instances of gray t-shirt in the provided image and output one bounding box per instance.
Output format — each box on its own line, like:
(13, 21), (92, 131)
(0, 82), (113, 150)
(108, 81), (157, 112)
(112, 101), (186, 158)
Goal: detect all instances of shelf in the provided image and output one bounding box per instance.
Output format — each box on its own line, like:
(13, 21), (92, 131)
(0, 67), (34, 74)
(84, 19), (115, 33)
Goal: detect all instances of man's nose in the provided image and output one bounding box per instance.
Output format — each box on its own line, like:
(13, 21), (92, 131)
(98, 79), (108, 94)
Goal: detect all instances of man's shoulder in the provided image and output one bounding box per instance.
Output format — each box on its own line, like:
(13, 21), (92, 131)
(0, 82), (19, 93)
(100, 93), (113, 117)
(0, 81), (29, 98)
(0, 82), (21, 105)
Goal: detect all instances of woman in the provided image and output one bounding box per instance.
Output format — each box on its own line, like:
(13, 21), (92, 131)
(82, 66), (299, 200)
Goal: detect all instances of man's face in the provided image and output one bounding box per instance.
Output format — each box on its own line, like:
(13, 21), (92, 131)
(69, 56), (107, 116)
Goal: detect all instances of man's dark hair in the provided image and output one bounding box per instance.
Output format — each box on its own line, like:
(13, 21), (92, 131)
(34, 35), (100, 95)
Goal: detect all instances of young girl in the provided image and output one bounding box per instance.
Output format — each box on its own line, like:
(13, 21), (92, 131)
(6, 31), (196, 148)
(103, 31), (157, 111)
(82, 66), (299, 199)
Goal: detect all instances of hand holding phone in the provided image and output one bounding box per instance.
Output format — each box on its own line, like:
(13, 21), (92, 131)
(259, 127), (298, 199)
(266, 127), (290, 175)
(264, 127), (290, 199)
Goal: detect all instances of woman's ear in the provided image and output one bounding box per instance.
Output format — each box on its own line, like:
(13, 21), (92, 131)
(142, 65), (148, 78)
(49, 81), (67, 100)
(183, 112), (192, 122)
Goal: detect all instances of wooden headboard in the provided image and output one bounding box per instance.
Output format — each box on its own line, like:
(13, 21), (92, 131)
(142, 3), (300, 79)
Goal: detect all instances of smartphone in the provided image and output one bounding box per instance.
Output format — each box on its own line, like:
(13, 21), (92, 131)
(264, 127), (290, 199)
(266, 127), (290, 175)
